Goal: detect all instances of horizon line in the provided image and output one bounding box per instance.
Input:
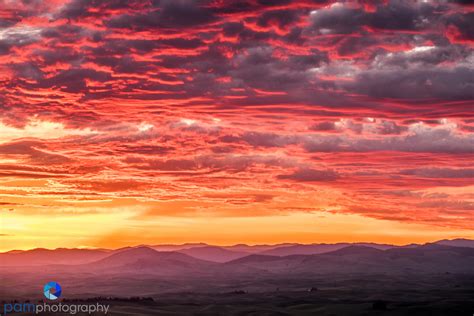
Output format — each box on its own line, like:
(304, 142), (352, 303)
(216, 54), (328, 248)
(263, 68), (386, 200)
(2, 237), (472, 254)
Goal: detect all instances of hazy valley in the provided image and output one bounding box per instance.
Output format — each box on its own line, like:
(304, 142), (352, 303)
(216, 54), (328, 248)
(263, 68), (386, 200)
(1, 239), (474, 315)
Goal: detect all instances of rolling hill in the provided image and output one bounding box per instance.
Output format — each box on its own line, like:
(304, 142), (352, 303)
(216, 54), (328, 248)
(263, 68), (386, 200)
(177, 246), (249, 263)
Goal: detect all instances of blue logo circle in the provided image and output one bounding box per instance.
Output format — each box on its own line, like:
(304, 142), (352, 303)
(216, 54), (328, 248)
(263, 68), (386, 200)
(43, 282), (62, 300)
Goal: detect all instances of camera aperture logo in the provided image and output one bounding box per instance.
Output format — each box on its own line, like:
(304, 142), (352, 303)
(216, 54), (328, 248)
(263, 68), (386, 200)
(0, 282), (109, 315)
(43, 282), (62, 300)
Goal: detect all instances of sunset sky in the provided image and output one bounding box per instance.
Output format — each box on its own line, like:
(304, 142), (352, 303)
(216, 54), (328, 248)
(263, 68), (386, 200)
(0, 0), (473, 251)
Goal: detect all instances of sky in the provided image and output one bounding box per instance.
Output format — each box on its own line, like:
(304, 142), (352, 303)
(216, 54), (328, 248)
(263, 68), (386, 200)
(0, 0), (473, 251)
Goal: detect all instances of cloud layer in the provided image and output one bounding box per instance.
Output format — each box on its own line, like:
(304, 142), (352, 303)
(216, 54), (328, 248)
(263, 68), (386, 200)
(0, 0), (473, 248)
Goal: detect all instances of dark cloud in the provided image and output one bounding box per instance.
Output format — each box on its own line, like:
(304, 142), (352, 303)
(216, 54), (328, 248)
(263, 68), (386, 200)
(448, 0), (474, 5)
(0, 28), (40, 55)
(212, 132), (282, 150)
(377, 45), (472, 68)
(344, 66), (474, 100)
(106, 0), (217, 30)
(11, 62), (43, 81)
(304, 126), (474, 153)
(368, 1), (435, 31)
(126, 154), (294, 173)
(57, 0), (149, 19)
(336, 36), (378, 57)
(223, 123), (474, 154)
(417, 199), (474, 210)
(376, 120), (406, 135)
(0, 141), (71, 164)
(257, 0), (293, 6)
(310, 121), (337, 132)
(310, 6), (365, 34)
(227, 46), (325, 94)
(40, 24), (85, 41)
(288, 51), (329, 69)
(447, 12), (474, 42)
(34, 47), (83, 66)
(400, 168), (474, 178)
(278, 168), (339, 182)
(256, 9), (301, 29)
(309, 1), (440, 34)
(39, 68), (112, 94)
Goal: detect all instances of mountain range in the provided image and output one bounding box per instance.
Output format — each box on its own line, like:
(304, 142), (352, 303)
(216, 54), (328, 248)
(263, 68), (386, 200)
(1, 239), (474, 305)
(1, 238), (473, 269)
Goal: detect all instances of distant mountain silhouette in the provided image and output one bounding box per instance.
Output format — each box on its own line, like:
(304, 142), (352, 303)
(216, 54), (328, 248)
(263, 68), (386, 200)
(2, 241), (474, 301)
(434, 238), (474, 248)
(352, 242), (396, 250)
(94, 246), (167, 266)
(3, 239), (473, 276)
(258, 242), (394, 257)
(260, 244), (349, 256)
(226, 254), (282, 265)
(0, 248), (110, 266)
(177, 246), (249, 263)
(226, 244), (474, 275)
(324, 245), (385, 256)
(150, 243), (208, 252)
(86, 246), (216, 275)
(224, 243), (297, 253)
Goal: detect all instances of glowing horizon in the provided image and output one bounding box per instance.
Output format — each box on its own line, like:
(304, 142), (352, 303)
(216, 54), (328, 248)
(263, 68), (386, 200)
(0, 0), (473, 251)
